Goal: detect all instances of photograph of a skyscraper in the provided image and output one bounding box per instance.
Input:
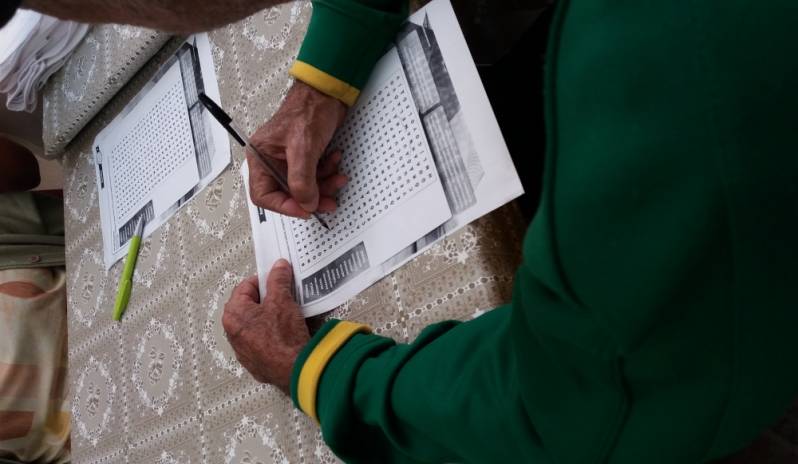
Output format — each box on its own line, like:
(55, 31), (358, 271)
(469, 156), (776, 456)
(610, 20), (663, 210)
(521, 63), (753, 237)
(395, 14), (484, 217)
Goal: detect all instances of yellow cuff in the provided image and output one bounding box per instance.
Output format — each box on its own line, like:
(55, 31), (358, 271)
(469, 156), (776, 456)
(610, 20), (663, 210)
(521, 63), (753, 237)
(290, 61), (361, 107)
(297, 321), (371, 422)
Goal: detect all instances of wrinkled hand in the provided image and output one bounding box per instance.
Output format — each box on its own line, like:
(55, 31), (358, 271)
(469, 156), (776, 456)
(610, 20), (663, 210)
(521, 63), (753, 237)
(222, 259), (310, 393)
(248, 80), (349, 218)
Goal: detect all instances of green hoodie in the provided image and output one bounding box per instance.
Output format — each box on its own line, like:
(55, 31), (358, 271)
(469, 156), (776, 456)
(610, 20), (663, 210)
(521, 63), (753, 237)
(289, 1), (798, 462)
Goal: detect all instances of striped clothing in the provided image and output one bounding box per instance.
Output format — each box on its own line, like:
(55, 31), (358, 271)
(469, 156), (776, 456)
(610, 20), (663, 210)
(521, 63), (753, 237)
(0, 192), (68, 463)
(0, 267), (69, 463)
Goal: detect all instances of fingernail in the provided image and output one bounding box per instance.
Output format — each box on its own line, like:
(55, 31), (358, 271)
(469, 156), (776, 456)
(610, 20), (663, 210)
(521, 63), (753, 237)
(275, 259), (290, 269)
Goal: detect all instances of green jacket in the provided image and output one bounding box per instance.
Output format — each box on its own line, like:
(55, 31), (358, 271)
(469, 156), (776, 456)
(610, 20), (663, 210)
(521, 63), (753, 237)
(289, 1), (798, 462)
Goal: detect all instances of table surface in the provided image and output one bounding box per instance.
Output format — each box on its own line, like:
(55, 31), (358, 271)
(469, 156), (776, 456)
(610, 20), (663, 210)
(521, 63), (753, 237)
(51, 3), (525, 462)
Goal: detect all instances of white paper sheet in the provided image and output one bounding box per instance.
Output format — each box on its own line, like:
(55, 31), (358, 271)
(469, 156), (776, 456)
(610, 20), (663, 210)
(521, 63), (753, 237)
(244, 0), (523, 317)
(94, 34), (230, 269)
(0, 10), (41, 65)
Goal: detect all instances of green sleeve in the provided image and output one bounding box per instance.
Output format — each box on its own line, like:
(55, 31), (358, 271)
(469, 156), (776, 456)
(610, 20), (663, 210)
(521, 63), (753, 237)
(289, 1), (798, 463)
(291, 307), (545, 464)
(290, 0), (407, 105)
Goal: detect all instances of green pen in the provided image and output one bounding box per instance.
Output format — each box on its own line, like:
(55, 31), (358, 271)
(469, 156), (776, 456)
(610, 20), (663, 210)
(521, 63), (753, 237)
(113, 217), (145, 321)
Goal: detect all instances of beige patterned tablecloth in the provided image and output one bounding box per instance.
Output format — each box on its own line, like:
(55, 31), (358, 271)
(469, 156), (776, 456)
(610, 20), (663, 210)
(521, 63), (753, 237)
(42, 25), (169, 159)
(51, 2), (526, 462)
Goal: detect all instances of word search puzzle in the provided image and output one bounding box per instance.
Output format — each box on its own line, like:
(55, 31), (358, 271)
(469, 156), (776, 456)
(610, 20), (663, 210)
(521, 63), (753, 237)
(245, 0), (523, 316)
(288, 69), (441, 274)
(94, 34), (230, 268)
(108, 69), (196, 228)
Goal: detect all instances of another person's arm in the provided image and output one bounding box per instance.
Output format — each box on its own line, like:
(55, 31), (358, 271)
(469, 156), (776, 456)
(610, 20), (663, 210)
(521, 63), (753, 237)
(22, 0), (285, 33)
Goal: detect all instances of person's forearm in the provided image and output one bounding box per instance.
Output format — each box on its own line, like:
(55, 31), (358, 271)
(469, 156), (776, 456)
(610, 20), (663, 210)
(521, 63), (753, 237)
(290, 307), (542, 463)
(289, 0), (407, 105)
(22, 0), (286, 33)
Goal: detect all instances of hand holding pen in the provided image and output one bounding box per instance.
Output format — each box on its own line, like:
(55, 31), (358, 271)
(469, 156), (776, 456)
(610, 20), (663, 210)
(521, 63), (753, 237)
(199, 82), (348, 227)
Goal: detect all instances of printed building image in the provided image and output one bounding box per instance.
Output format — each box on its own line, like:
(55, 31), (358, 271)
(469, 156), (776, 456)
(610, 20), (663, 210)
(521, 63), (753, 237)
(395, 14), (484, 215)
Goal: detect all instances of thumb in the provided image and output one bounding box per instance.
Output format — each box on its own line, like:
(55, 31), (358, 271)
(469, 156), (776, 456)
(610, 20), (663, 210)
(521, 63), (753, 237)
(266, 259), (294, 300)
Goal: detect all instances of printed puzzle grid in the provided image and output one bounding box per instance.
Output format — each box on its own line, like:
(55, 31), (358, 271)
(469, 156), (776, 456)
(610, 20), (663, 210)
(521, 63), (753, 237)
(289, 70), (437, 273)
(59, 4), (525, 463)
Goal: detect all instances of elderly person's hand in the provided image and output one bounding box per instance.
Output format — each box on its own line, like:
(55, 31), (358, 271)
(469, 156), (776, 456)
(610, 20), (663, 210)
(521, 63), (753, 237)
(222, 259), (310, 393)
(248, 81), (349, 218)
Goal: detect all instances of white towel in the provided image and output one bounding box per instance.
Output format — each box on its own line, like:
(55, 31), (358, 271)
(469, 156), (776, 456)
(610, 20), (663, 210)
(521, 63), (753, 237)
(0, 10), (89, 113)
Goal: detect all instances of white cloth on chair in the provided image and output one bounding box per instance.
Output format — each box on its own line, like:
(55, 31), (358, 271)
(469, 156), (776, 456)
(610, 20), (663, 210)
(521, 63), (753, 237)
(0, 10), (88, 113)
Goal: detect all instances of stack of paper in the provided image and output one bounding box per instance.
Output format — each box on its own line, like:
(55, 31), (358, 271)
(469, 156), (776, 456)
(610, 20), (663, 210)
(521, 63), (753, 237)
(244, 0), (523, 317)
(93, 35), (231, 268)
(0, 10), (89, 112)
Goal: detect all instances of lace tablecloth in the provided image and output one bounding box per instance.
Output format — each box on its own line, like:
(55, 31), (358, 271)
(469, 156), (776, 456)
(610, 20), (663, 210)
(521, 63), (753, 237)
(49, 3), (527, 462)
(42, 25), (169, 159)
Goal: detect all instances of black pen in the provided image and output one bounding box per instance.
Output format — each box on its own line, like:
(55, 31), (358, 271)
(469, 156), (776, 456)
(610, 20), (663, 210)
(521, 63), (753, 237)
(198, 92), (331, 230)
